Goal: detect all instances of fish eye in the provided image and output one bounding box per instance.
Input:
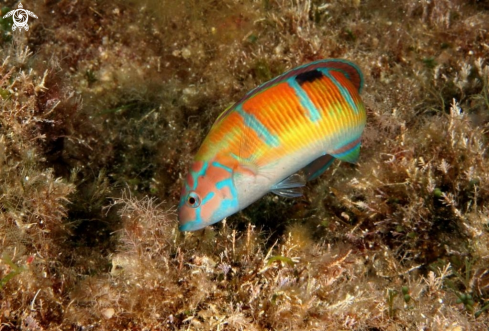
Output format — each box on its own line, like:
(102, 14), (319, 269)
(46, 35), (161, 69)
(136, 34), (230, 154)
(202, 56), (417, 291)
(186, 191), (201, 208)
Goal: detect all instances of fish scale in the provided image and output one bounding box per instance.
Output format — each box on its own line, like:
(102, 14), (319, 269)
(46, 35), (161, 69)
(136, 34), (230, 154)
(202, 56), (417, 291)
(178, 59), (366, 231)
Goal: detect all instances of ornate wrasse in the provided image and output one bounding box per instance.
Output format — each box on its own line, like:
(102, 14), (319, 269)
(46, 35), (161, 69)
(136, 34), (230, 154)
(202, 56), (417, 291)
(178, 59), (366, 231)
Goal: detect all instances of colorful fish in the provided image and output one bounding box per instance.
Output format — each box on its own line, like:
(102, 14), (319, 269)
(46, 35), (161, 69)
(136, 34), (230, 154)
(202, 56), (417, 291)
(178, 59), (366, 231)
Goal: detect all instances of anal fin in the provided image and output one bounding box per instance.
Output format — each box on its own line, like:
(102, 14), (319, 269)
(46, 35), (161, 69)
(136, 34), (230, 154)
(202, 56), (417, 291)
(330, 137), (362, 164)
(303, 154), (335, 181)
(271, 173), (306, 198)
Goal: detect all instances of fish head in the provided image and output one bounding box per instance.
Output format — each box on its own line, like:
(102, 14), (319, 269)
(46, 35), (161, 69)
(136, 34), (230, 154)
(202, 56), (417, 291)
(178, 160), (239, 231)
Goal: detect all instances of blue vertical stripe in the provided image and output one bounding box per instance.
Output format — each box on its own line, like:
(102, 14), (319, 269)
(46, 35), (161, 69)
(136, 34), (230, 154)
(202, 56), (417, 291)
(287, 78), (322, 122)
(236, 106), (280, 147)
(319, 68), (358, 114)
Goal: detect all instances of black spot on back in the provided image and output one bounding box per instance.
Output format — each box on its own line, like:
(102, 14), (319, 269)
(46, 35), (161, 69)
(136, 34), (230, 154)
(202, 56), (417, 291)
(295, 69), (323, 85)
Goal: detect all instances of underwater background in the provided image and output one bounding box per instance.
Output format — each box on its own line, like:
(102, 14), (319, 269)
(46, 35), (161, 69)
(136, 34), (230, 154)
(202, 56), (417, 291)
(0, 0), (488, 329)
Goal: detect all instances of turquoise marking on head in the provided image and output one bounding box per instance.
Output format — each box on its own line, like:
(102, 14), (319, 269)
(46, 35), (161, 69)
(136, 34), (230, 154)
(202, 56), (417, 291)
(201, 191), (215, 205)
(178, 160), (241, 231)
(179, 211), (203, 232)
(191, 161), (209, 190)
(178, 161), (208, 209)
(215, 178), (238, 198)
(287, 77), (322, 122)
(211, 177), (239, 222)
(212, 161), (233, 173)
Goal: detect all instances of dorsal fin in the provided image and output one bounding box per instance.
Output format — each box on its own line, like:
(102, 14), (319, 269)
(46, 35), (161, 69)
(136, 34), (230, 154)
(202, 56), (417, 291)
(244, 59), (363, 99)
(211, 103), (234, 128)
(213, 59), (364, 126)
(318, 60), (363, 92)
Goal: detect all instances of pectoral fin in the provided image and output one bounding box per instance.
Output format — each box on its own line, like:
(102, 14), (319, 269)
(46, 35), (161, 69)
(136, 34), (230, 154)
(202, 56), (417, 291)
(271, 173), (306, 198)
(271, 187), (303, 198)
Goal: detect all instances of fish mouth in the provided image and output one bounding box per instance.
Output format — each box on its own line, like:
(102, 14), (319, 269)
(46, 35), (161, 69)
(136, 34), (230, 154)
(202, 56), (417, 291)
(178, 223), (191, 231)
